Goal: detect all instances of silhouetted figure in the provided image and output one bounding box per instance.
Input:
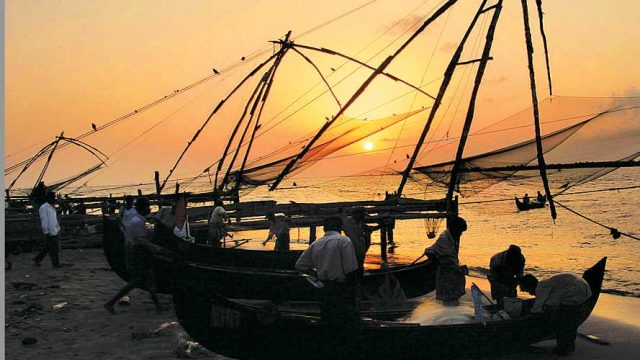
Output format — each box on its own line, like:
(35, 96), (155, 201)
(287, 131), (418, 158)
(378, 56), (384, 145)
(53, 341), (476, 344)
(30, 181), (47, 206)
(33, 191), (61, 267)
(119, 195), (137, 222)
(262, 213), (291, 251)
(523, 193), (530, 205)
(519, 273), (592, 356)
(424, 216), (468, 306)
(207, 199), (228, 247)
(104, 197), (161, 315)
(342, 208), (379, 276)
(536, 191), (545, 203)
(91, 123), (98, 131)
(487, 245), (525, 307)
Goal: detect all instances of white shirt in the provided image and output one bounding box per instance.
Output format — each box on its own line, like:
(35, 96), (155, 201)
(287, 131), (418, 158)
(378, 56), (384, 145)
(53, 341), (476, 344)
(295, 230), (359, 282)
(120, 207), (138, 222)
(425, 229), (460, 267)
(267, 216), (290, 239)
(531, 273), (592, 313)
(122, 213), (149, 246)
(39, 202), (60, 236)
(209, 206), (227, 225)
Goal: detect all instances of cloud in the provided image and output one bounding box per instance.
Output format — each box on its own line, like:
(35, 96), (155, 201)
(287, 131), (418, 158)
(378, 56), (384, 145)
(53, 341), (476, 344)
(623, 85), (640, 97)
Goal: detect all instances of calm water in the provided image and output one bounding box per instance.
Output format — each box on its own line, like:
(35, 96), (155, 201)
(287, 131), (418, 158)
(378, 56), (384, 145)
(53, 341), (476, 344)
(228, 168), (640, 298)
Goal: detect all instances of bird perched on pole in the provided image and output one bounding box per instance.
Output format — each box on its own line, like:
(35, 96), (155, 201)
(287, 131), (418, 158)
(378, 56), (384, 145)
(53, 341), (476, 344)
(91, 123), (97, 131)
(213, 68), (220, 75)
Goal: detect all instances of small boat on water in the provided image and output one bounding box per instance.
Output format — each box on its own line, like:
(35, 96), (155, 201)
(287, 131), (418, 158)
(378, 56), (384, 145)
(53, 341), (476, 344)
(172, 257), (606, 360)
(515, 196), (547, 211)
(103, 215), (438, 299)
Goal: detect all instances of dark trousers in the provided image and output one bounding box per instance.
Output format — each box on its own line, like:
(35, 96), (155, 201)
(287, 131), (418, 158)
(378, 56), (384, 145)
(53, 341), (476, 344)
(319, 281), (361, 358)
(33, 235), (60, 267)
(554, 305), (581, 354)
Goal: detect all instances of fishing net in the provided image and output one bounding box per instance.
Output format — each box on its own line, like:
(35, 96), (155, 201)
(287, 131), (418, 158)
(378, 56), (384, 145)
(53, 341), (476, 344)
(220, 108), (428, 192)
(409, 96), (640, 197)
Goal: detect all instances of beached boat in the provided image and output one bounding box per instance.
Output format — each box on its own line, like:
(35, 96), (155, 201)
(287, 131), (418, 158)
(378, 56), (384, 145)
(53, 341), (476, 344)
(103, 215), (437, 299)
(172, 257), (606, 360)
(515, 196), (546, 211)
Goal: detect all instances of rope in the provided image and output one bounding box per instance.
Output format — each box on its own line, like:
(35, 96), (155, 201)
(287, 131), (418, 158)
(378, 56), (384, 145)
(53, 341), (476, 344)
(554, 200), (640, 241)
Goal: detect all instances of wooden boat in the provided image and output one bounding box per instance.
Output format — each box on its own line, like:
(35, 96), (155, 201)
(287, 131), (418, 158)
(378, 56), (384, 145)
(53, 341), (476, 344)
(172, 257), (606, 360)
(104, 215), (437, 299)
(515, 196), (546, 211)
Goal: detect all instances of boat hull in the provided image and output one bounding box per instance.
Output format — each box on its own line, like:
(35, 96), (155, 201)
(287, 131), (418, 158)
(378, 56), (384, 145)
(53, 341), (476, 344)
(172, 257), (606, 359)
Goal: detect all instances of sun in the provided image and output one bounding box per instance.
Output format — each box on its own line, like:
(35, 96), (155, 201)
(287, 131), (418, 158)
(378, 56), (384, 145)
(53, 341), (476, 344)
(363, 141), (374, 151)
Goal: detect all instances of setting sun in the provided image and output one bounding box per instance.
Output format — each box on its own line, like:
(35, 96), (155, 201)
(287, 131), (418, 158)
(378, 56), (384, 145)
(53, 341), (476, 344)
(363, 141), (374, 151)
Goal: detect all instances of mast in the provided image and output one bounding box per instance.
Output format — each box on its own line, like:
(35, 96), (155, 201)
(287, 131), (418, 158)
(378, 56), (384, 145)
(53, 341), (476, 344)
(521, 0), (557, 220)
(270, 0), (459, 191)
(158, 51), (281, 194)
(445, 1), (503, 212)
(396, 0), (491, 198)
(232, 32), (292, 197)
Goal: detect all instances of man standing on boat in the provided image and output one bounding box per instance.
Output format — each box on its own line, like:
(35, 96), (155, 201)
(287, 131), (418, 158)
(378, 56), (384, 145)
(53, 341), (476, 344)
(262, 213), (291, 251)
(295, 216), (360, 325)
(342, 208), (379, 276)
(487, 245), (525, 306)
(424, 216), (468, 306)
(295, 216), (360, 357)
(519, 273), (592, 356)
(33, 191), (62, 268)
(104, 197), (162, 315)
(207, 199), (229, 247)
(118, 195), (137, 222)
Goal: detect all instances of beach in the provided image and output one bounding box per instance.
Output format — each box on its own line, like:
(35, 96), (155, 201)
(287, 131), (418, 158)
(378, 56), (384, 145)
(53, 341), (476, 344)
(4, 246), (640, 359)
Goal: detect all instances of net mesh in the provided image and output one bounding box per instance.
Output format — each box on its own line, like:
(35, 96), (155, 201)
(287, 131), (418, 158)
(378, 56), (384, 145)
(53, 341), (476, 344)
(409, 96), (640, 196)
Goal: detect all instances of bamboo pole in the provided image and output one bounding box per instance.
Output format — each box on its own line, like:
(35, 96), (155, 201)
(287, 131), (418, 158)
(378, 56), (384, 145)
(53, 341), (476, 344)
(521, 0), (557, 220)
(397, 0), (489, 198)
(446, 2), (504, 212)
(535, 0), (553, 96)
(270, 0), (459, 191)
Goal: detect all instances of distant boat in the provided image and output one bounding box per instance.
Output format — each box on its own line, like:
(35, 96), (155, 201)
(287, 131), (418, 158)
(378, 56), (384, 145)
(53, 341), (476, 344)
(514, 196), (546, 211)
(172, 257), (607, 360)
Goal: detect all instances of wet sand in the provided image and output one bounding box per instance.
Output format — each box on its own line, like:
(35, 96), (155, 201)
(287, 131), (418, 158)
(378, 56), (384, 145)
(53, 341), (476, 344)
(4, 247), (640, 359)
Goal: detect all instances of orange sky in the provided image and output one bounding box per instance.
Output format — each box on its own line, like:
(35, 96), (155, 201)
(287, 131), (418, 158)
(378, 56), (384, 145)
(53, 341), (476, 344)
(4, 0), (640, 191)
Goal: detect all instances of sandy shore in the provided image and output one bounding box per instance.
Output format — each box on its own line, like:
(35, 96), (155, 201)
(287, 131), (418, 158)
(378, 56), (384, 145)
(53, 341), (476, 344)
(4, 247), (640, 359)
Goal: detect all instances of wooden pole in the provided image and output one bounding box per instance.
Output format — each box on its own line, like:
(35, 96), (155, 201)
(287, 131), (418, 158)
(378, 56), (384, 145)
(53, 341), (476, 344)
(446, 1), (503, 213)
(137, 189), (142, 196)
(397, 0), (489, 198)
(521, 0), (557, 220)
(309, 225), (317, 244)
(535, 0), (553, 96)
(380, 223), (388, 264)
(270, 0), (459, 191)
(154, 171), (161, 196)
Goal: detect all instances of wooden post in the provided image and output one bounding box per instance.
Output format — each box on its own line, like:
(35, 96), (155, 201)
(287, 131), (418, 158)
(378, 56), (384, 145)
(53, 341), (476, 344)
(380, 223), (388, 264)
(309, 225), (317, 244)
(154, 171), (161, 196)
(137, 189), (142, 196)
(175, 182), (180, 195)
(387, 225), (395, 254)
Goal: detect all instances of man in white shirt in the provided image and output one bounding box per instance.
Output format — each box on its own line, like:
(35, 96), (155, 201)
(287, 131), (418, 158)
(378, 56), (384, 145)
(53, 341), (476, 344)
(33, 191), (61, 267)
(262, 213), (291, 251)
(104, 197), (161, 315)
(296, 217), (359, 323)
(519, 273), (592, 356)
(119, 195), (138, 222)
(208, 199), (228, 247)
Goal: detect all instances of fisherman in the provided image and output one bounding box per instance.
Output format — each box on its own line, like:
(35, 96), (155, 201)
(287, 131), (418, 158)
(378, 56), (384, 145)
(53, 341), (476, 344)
(523, 193), (530, 205)
(295, 216), (360, 327)
(536, 191), (545, 203)
(207, 199), (229, 247)
(487, 245), (525, 306)
(262, 213), (291, 251)
(424, 216), (468, 306)
(33, 191), (62, 268)
(519, 273), (592, 356)
(341, 208), (379, 275)
(104, 197), (162, 315)
(118, 195), (137, 222)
